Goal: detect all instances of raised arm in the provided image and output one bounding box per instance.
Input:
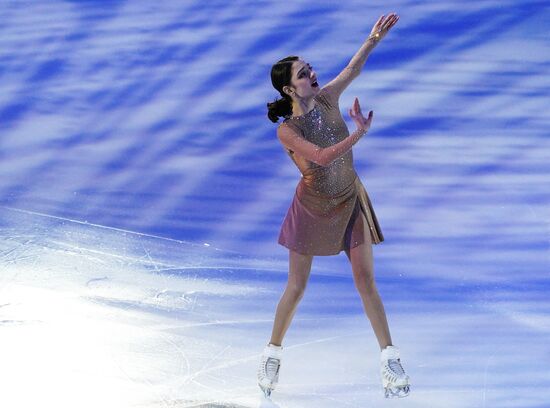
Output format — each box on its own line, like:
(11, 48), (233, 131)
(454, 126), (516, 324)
(323, 13), (399, 101)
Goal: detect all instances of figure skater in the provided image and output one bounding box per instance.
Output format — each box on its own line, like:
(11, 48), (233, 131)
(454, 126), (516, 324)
(258, 12), (410, 401)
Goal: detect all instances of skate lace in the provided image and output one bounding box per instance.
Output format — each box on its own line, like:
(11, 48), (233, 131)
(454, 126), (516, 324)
(388, 358), (406, 376)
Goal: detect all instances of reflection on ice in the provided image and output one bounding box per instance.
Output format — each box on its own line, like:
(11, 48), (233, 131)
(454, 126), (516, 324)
(1, 207), (550, 408)
(181, 404), (250, 408)
(0, 0), (548, 406)
(0, 208), (273, 408)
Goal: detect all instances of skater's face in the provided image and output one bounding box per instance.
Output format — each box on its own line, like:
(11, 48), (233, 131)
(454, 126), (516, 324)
(283, 59), (320, 101)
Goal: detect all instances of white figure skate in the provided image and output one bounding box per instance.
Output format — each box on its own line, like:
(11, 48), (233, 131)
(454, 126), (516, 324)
(380, 345), (410, 398)
(257, 343), (283, 399)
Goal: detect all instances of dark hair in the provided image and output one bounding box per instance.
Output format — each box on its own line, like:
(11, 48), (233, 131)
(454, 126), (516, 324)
(267, 55), (299, 123)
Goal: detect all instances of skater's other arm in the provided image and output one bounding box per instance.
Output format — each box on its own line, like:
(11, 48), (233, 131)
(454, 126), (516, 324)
(323, 13), (399, 102)
(278, 98), (373, 167)
(278, 124), (365, 167)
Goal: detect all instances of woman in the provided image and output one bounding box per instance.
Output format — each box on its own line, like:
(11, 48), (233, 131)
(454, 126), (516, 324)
(257, 12), (410, 401)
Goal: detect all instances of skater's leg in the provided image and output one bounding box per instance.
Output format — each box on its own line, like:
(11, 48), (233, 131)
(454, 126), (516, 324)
(269, 249), (313, 346)
(259, 250), (312, 398)
(345, 216), (410, 398)
(344, 217), (392, 350)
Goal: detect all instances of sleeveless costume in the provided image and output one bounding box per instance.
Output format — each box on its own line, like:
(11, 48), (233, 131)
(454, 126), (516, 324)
(277, 87), (384, 256)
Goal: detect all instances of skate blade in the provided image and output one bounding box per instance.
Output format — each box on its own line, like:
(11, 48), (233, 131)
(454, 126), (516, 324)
(259, 384), (272, 398)
(384, 384), (410, 398)
(260, 396), (280, 408)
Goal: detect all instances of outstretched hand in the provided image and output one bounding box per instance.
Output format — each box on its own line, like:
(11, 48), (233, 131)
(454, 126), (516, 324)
(349, 97), (373, 132)
(369, 12), (399, 42)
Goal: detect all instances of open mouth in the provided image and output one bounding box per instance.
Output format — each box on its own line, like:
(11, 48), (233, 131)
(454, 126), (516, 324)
(311, 80), (319, 87)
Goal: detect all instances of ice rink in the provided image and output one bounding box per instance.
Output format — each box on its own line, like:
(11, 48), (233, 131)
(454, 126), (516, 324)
(1, 1), (549, 407)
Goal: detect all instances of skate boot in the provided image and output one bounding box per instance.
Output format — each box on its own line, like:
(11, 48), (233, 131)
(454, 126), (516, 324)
(257, 343), (283, 398)
(380, 345), (410, 398)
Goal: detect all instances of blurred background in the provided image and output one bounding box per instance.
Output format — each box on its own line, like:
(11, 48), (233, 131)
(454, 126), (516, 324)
(0, 1), (549, 407)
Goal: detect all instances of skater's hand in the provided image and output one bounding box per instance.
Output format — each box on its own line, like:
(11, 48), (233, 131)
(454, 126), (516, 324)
(349, 97), (373, 132)
(369, 12), (399, 43)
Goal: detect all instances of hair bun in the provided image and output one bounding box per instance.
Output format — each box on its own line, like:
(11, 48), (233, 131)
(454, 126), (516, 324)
(267, 97), (292, 123)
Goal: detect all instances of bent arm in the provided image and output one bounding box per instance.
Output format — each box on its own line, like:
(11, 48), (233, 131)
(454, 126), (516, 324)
(323, 36), (378, 101)
(277, 123), (366, 167)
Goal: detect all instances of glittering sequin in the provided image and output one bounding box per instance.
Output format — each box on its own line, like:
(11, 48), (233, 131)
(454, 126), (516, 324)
(283, 90), (355, 196)
(277, 88), (384, 255)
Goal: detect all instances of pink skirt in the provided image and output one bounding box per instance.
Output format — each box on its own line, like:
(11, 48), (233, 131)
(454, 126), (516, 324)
(278, 175), (384, 256)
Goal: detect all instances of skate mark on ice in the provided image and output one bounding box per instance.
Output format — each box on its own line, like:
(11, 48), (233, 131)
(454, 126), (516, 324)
(167, 401), (251, 408)
(157, 330), (192, 380)
(85, 276), (109, 287)
(140, 239), (162, 273)
(0, 241), (35, 264)
(175, 315), (358, 329)
(182, 345), (232, 386)
(0, 319), (43, 326)
(185, 404), (250, 408)
(179, 331), (365, 385)
(48, 239), (173, 268)
(0, 247), (19, 260)
(108, 347), (174, 408)
(151, 266), (283, 273)
(1, 206), (228, 250)
(285, 331), (362, 350)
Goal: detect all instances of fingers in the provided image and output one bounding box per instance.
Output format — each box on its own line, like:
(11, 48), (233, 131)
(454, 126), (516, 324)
(375, 15), (385, 30)
(362, 110), (374, 129)
(371, 12), (399, 40)
(381, 12), (399, 31)
(349, 98), (374, 129)
(349, 97), (360, 117)
(389, 14), (399, 28)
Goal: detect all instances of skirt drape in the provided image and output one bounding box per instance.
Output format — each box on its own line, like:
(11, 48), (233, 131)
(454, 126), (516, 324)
(278, 175), (384, 256)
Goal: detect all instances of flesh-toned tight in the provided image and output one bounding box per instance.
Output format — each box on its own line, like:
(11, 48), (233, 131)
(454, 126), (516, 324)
(269, 214), (392, 350)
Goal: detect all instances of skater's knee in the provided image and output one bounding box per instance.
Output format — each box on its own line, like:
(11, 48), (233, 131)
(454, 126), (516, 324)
(284, 283), (306, 301)
(354, 272), (376, 295)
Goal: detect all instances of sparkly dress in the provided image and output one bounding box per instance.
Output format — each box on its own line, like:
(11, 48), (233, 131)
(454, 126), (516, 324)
(277, 86), (384, 256)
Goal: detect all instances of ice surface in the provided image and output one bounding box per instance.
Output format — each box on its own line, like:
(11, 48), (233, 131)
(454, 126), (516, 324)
(1, 1), (549, 407)
(1, 207), (550, 408)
